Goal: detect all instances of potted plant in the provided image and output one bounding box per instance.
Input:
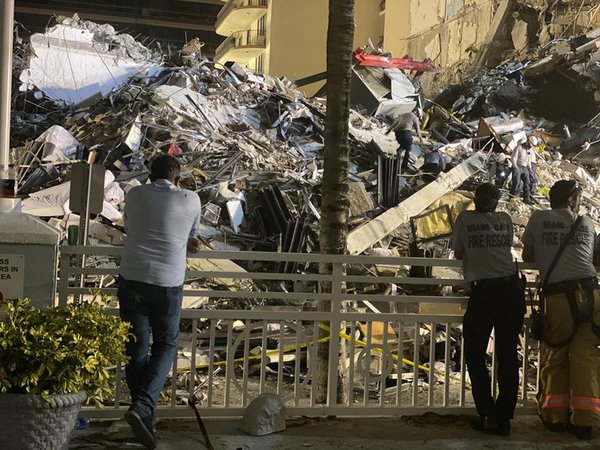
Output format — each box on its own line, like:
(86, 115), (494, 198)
(0, 297), (130, 450)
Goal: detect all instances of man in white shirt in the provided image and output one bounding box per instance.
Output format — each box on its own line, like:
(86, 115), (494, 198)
(118, 154), (202, 448)
(510, 137), (534, 204)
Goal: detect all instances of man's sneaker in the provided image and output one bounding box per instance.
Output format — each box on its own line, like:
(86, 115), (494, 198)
(567, 423), (592, 440)
(125, 408), (157, 449)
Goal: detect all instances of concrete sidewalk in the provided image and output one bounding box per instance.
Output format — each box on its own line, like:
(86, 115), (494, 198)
(69, 414), (600, 449)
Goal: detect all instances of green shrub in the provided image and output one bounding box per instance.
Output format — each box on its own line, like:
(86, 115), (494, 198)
(0, 297), (130, 406)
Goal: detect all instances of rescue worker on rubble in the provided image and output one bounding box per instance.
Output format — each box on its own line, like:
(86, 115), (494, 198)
(421, 145), (446, 183)
(385, 107), (422, 171)
(527, 136), (539, 195)
(522, 180), (600, 440)
(494, 153), (512, 190)
(453, 183), (525, 437)
(510, 136), (534, 204)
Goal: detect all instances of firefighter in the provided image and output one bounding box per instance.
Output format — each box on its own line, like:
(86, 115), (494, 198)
(494, 153), (512, 190)
(421, 146), (446, 183)
(522, 180), (600, 440)
(453, 183), (525, 436)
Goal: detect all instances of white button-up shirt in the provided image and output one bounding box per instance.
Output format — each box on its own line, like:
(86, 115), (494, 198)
(120, 179), (201, 287)
(511, 144), (531, 168)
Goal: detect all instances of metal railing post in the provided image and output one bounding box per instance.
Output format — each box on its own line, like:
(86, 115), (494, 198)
(327, 261), (343, 409)
(58, 250), (70, 306)
(0, 0), (14, 182)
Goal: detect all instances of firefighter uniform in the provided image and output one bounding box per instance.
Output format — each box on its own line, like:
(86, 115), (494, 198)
(523, 208), (600, 431)
(454, 206), (525, 433)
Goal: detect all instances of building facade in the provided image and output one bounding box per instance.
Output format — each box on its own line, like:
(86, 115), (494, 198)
(215, 0), (600, 96)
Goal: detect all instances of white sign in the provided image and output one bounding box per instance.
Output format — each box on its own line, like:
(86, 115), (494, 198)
(0, 255), (25, 300)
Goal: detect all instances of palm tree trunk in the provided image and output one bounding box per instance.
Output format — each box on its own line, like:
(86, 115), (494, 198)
(316, 0), (355, 406)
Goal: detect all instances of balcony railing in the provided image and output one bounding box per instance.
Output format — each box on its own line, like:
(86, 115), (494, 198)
(216, 0), (268, 36)
(215, 29), (267, 62)
(217, 0), (268, 22)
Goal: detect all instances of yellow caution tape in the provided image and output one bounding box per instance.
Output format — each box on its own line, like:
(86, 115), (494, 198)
(178, 322), (466, 386)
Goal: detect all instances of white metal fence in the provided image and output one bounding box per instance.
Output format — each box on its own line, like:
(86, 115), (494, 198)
(58, 246), (540, 418)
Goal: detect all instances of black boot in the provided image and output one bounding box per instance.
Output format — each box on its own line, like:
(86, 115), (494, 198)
(470, 415), (499, 433)
(496, 420), (511, 437)
(567, 423), (592, 440)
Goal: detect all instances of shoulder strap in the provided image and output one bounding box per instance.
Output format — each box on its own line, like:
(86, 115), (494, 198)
(542, 215), (583, 287)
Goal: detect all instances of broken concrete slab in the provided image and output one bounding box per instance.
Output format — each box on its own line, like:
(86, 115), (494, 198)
(19, 16), (157, 105)
(348, 182), (376, 217)
(511, 20), (529, 52)
(347, 152), (487, 254)
(186, 256), (254, 291)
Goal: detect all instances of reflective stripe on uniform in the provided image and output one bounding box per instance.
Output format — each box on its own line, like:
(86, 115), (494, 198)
(541, 394), (569, 409)
(571, 396), (600, 412)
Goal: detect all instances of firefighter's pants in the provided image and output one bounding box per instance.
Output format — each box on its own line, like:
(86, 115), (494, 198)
(538, 287), (600, 427)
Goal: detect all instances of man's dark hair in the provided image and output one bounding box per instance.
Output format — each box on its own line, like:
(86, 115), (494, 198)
(474, 183), (500, 213)
(149, 154), (181, 182)
(549, 180), (581, 208)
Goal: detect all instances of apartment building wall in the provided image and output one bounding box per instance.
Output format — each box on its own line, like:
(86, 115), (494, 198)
(218, 0), (495, 96)
(265, 0), (329, 90)
(354, 0), (386, 49)
(265, 0), (384, 96)
(382, 0), (411, 58)
(383, 0), (493, 67)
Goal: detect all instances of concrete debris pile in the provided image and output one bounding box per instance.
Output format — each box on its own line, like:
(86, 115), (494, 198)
(8, 13), (600, 412)
(9, 16), (487, 265)
(10, 17), (402, 256)
(436, 29), (600, 126)
(7, 15), (600, 276)
(9, 16), (600, 272)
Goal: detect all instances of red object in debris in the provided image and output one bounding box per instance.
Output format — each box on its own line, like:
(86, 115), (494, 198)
(353, 50), (438, 73)
(167, 144), (182, 156)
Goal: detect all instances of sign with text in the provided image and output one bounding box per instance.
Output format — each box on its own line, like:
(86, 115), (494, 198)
(0, 255), (25, 300)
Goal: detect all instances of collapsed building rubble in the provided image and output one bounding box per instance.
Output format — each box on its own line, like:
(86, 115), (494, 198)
(7, 13), (600, 408)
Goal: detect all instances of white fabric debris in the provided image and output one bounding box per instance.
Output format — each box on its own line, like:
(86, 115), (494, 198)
(38, 125), (81, 162)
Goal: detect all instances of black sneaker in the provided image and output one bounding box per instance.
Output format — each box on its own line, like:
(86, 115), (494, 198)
(567, 423), (592, 440)
(125, 408), (157, 449)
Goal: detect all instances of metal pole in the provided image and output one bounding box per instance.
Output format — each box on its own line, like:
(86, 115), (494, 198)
(0, 0), (14, 182)
(75, 163), (93, 304)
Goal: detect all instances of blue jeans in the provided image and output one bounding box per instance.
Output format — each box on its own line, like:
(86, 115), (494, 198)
(117, 277), (183, 420)
(510, 165), (531, 200)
